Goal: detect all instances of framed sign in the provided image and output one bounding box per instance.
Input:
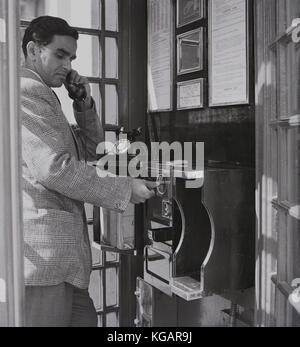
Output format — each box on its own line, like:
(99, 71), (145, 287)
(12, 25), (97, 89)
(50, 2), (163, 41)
(177, 28), (204, 75)
(148, 0), (174, 112)
(177, 0), (205, 27)
(209, 0), (249, 107)
(177, 78), (205, 110)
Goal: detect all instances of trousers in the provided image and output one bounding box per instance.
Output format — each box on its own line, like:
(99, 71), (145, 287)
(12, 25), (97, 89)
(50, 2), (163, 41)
(25, 282), (98, 327)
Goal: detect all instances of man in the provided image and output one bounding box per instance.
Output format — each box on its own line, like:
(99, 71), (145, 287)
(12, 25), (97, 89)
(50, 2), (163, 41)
(21, 16), (157, 327)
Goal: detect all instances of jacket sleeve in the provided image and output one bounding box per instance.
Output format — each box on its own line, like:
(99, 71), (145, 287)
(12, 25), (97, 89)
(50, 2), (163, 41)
(71, 99), (104, 162)
(21, 84), (132, 212)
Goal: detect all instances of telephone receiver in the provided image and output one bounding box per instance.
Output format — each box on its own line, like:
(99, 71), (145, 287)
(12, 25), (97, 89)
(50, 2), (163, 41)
(65, 72), (87, 101)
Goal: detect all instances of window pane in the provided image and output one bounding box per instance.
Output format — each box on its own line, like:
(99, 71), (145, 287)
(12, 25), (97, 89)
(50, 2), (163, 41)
(279, 128), (288, 202)
(101, 209), (131, 250)
(73, 34), (100, 78)
(84, 203), (93, 220)
(53, 86), (75, 123)
(21, 0), (101, 29)
(85, 203), (103, 266)
(106, 252), (119, 263)
(105, 131), (117, 145)
(90, 232), (103, 266)
(100, 207), (117, 245)
(120, 216), (135, 249)
(90, 83), (102, 121)
(277, 210), (288, 276)
(20, 0), (45, 21)
(278, 44), (288, 119)
(270, 48), (277, 120)
(106, 312), (119, 327)
(287, 127), (300, 204)
(278, 40), (300, 119)
(87, 216), (103, 266)
(105, 0), (118, 32)
(52, 82), (101, 124)
(104, 132), (117, 153)
(287, 41), (300, 117)
(271, 128), (278, 197)
(287, 215), (300, 279)
(287, 215), (300, 326)
(105, 268), (118, 307)
(105, 37), (118, 79)
(105, 84), (118, 125)
(89, 270), (103, 311)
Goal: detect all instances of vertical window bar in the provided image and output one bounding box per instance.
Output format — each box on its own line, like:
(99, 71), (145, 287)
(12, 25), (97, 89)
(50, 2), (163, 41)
(118, 1), (121, 127)
(97, 0), (122, 327)
(102, 252), (107, 327)
(101, 0), (106, 125)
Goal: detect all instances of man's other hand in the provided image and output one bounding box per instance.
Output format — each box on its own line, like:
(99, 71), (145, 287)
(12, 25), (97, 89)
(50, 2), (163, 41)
(130, 179), (159, 204)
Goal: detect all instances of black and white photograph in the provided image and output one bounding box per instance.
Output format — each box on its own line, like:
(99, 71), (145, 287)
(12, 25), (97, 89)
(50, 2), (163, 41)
(0, 0), (299, 332)
(177, 28), (204, 75)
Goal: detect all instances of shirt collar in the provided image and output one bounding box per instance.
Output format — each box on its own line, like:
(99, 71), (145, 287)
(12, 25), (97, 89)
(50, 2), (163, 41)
(23, 67), (47, 85)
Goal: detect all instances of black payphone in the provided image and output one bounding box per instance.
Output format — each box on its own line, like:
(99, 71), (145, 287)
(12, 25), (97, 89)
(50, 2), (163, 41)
(143, 161), (255, 301)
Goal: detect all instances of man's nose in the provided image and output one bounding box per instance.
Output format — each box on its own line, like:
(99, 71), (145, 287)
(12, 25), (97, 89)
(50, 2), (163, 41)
(63, 59), (72, 71)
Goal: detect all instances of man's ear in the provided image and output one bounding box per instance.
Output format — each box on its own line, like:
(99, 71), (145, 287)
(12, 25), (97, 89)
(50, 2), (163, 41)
(26, 41), (38, 61)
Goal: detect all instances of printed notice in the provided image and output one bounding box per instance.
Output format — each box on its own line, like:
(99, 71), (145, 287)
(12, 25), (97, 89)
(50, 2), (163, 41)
(148, 0), (173, 111)
(209, 0), (248, 106)
(178, 79), (204, 109)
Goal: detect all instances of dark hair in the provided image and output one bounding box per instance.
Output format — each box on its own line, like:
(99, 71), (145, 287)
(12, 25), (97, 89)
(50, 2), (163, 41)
(22, 16), (79, 58)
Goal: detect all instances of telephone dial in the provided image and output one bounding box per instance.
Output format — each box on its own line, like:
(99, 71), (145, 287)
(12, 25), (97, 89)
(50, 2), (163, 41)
(109, 127), (143, 155)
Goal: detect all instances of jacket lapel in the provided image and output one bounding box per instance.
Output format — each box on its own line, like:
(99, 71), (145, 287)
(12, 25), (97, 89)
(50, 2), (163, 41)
(21, 68), (82, 160)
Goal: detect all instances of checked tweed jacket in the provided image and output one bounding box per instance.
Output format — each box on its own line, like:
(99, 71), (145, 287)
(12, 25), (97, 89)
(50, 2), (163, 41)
(21, 68), (132, 289)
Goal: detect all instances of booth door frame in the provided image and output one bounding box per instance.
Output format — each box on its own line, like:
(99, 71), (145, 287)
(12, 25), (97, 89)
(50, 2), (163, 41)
(88, 0), (147, 327)
(0, 0), (24, 327)
(255, 0), (300, 327)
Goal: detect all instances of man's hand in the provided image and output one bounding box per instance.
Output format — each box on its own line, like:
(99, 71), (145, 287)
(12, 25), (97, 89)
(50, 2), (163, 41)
(130, 179), (159, 204)
(64, 69), (92, 110)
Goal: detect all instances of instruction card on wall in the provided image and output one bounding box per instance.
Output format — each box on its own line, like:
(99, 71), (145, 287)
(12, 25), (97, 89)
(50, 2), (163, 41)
(148, 0), (173, 112)
(177, 79), (204, 110)
(209, 0), (249, 106)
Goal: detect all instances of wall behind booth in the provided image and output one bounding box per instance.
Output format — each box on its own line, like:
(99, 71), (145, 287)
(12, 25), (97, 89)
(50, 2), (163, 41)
(149, 106), (255, 167)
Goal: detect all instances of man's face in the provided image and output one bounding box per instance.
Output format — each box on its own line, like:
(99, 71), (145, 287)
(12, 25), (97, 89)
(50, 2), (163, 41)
(33, 35), (77, 88)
